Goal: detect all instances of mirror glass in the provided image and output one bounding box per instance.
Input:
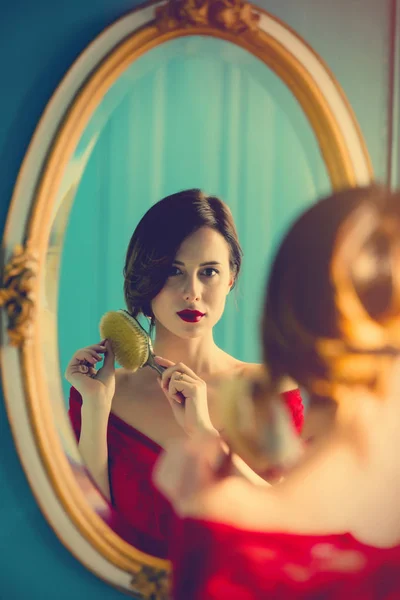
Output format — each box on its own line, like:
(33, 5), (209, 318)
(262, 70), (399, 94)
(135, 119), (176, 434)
(42, 34), (330, 549)
(49, 36), (330, 398)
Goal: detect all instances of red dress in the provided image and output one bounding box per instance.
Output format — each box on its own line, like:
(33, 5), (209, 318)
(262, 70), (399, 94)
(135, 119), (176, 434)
(170, 519), (400, 599)
(68, 386), (304, 558)
(68, 386), (174, 557)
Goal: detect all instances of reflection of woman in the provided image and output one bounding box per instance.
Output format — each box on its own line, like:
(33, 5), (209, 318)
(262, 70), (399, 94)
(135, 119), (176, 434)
(155, 185), (400, 596)
(65, 189), (304, 558)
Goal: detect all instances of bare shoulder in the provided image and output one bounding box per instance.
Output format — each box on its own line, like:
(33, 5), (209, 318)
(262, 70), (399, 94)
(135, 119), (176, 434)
(278, 376), (299, 393)
(236, 362), (298, 392)
(236, 362), (264, 378)
(212, 356), (262, 383)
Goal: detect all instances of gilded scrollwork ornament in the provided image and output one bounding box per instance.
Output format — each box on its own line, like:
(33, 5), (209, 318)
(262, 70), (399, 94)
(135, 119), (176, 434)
(155, 0), (261, 35)
(130, 565), (170, 600)
(0, 244), (38, 346)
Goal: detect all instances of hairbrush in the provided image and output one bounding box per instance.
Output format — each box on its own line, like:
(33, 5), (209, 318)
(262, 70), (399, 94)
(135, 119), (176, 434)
(99, 309), (165, 376)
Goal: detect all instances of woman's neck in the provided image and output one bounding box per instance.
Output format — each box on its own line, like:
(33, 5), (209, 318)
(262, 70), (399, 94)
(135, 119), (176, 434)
(152, 327), (228, 376)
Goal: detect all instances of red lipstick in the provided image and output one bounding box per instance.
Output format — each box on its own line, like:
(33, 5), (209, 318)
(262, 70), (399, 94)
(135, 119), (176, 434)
(177, 310), (205, 323)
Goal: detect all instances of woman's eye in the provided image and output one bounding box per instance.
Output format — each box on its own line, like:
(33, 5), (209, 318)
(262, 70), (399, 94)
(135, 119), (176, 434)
(202, 267), (218, 277)
(168, 266), (182, 277)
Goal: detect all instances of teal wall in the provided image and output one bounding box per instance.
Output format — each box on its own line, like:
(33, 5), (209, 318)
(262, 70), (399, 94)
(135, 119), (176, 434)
(0, 1), (394, 598)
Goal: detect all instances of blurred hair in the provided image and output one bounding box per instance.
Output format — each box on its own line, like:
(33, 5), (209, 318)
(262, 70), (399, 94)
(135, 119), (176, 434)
(262, 184), (400, 397)
(222, 184), (400, 470)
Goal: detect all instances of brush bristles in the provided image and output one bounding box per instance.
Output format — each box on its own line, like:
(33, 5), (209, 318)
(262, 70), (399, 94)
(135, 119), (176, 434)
(99, 310), (149, 371)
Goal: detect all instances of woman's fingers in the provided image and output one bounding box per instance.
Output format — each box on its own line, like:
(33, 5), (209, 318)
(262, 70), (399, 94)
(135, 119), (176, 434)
(74, 343), (107, 364)
(157, 377), (184, 407)
(88, 343), (107, 352)
(70, 366), (98, 379)
(96, 341), (115, 383)
(155, 359), (211, 435)
(173, 363), (200, 381)
(156, 358), (201, 389)
(154, 356), (174, 368)
(65, 342), (108, 381)
(74, 351), (100, 365)
(159, 363), (184, 390)
(154, 356), (177, 389)
(169, 376), (195, 400)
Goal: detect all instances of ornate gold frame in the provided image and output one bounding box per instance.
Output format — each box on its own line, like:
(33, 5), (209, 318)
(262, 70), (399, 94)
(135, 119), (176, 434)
(0, 0), (373, 597)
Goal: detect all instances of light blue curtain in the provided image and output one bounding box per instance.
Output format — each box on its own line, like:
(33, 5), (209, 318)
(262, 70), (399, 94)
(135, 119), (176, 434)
(57, 36), (331, 403)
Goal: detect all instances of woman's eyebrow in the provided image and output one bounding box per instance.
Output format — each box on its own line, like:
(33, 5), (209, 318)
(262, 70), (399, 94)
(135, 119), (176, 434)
(173, 260), (222, 266)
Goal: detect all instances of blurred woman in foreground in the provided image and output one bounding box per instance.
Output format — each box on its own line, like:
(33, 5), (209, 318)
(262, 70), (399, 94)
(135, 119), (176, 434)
(155, 185), (400, 599)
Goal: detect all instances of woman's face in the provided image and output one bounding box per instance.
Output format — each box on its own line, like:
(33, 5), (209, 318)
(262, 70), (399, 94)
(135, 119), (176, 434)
(151, 227), (234, 339)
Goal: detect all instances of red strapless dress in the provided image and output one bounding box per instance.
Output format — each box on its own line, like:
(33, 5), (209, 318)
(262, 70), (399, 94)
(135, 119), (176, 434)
(68, 386), (173, 557)
(170, 518), (400, 599)
(68, 386), (304, 558)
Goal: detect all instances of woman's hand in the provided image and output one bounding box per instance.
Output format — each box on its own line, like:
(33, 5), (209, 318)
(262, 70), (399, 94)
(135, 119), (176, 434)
(153, 430), (228, 516)
(154, 356), (217, 437)
(64, 340), (116, 412)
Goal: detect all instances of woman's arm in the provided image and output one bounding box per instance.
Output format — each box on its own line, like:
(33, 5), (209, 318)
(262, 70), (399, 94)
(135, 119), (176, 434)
(66, 340), (116, 502)
(79, 399), (111, 500)
(229, 452), (271, 486)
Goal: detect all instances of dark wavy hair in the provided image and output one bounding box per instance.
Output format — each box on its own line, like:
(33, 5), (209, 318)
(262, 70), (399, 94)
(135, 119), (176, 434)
(262, 184), (400, 397)
(123, 189), (242, 319)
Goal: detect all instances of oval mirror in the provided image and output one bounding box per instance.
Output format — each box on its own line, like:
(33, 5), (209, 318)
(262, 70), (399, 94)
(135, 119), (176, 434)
(1, 0), (372, 597)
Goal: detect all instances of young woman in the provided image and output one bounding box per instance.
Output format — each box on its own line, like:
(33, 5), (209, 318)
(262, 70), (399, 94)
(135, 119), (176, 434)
(155, 185), (400, 597)
(65, 189), (304, 558)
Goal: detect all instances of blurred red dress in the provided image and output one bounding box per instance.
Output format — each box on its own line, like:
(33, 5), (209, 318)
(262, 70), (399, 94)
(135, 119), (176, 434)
(170, 518), (400, 599)
(68, 386), (304, 558)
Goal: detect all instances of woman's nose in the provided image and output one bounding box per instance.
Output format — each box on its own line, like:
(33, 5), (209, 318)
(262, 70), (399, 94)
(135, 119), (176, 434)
(182, 277), (201, 302)
(184, 291), (200, 302)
